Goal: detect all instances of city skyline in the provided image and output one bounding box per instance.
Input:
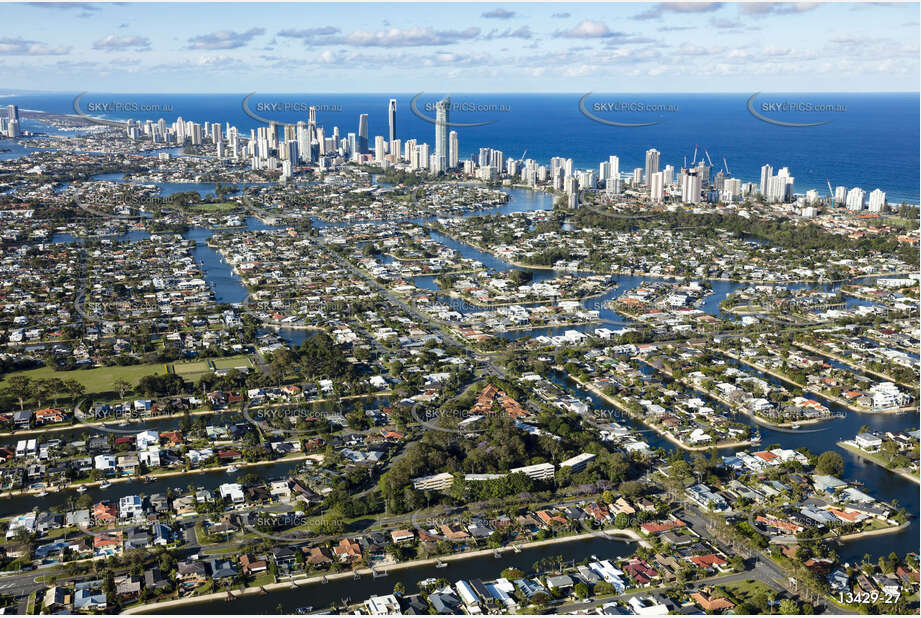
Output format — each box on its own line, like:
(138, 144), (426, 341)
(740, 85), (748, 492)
(0, 2), (918, 93)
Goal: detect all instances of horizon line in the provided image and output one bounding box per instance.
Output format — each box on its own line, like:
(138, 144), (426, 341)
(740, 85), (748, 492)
(2, 89), (919, 95)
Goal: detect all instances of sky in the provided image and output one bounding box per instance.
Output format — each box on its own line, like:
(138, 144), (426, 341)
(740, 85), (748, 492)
(0, 1), (918, 92)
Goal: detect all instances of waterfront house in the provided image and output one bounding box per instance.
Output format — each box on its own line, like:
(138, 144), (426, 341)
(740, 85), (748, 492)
(333, 537), (363, 563)
(304, 545), (333, 567)
(177, 561), (207, 586)
(144, 566), (171, 591)
(207, 558), (238, 580)
(240, 553), (268, 575)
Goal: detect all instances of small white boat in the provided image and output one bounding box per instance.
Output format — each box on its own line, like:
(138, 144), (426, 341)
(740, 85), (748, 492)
(77, 486), (88, 493)
(791, 423), (801, 430)
(100, 481), (111, 489)
(36, 490), (48, 497)
(226, 465), (240, 474)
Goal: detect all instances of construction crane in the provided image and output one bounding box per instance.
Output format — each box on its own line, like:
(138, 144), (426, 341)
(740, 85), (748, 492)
(691, 145), (698, 166)
(723, 157), (731, 176)
(826, 179), (835, 202)
(705, 150), (713, 167)
(519, 149), (527, 162)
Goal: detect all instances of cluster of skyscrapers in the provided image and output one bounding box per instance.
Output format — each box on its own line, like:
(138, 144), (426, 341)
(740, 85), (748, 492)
(46, 94), (891, 211)
(0, 105), (20, 138)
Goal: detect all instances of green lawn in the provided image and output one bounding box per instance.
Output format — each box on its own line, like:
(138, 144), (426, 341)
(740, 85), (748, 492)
(0, 362), (166, 397)
(1, 354), (253, 398)
(173, 354), (252, 381)
(212, 356), (254, 370)
(722, 579), (775, 604)
(188, 201), (239, 212)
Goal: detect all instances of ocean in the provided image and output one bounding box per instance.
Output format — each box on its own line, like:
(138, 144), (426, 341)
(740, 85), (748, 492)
(4, 91), (919, 204)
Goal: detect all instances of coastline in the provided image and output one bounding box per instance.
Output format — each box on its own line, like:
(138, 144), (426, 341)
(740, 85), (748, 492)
(120, 528), (642, 615)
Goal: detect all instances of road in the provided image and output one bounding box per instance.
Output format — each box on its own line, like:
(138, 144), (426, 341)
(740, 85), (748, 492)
(674, 501), (847, 615)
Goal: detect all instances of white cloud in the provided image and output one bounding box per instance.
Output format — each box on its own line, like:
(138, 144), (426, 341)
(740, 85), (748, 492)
(0, 37), (70, 55)
(482, 8), (515, 19)
(188, 28), (265, 50)
(556, 20), (617, 38)
(93, 35), (151, 52)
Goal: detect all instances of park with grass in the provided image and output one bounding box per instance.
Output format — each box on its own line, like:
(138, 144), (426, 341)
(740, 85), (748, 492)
(0, 354), (254, 403)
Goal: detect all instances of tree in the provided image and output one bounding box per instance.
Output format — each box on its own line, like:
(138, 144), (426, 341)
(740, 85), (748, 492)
(593, 581), (614, 596)
(573, 582), (590, 599)
(7, 376), (32, 410)
(815, 451), (844, 477)
(64, 379), (86, 405)
(32, 378), (55, 409)
(113, 378), (132, 399)
(777, 599), (800, 615)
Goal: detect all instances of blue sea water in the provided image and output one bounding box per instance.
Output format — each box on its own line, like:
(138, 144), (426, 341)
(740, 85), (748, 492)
(4, 91), (919, 203)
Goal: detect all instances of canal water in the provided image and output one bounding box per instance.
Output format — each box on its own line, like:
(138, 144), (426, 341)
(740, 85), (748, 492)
(3, 457), (307, 515)
(148, 536), (633, 614)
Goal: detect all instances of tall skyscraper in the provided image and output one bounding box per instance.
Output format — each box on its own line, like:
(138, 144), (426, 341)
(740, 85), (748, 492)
(608, 155), (620, 180)
(7, 105), (19, 122)
(695, 162), (710, 189)
(403, 138), (416, 162)
(681, 170), (701, 204)
(415, 143), (430, 170)
(374, 135), (386, 164)
(174, 116), (185, 143)
(388, 98), (397, 150)
(846, 187), (866, 210)
(868, 189), (886, 212)
(644, 148), (660, 184)
(434, 97), (450, 173)
(759, 164), (772, 196)
(766, 167), (794, 202)
(448, 130), (458, 169)
(316, 127), (326, 156)
(357, 114), (369, 154)
(296, 121), (310, 163)
(663, 164), (674, 185)
(649, 171), (665, 203)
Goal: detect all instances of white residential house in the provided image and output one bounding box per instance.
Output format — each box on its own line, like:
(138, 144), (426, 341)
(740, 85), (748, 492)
(854, 433), (883, 451)
(136, 430), (159, 451)
(94, 455), (116, 473)
(118, 495), (144, 521)
(219, 483), (245, 506)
